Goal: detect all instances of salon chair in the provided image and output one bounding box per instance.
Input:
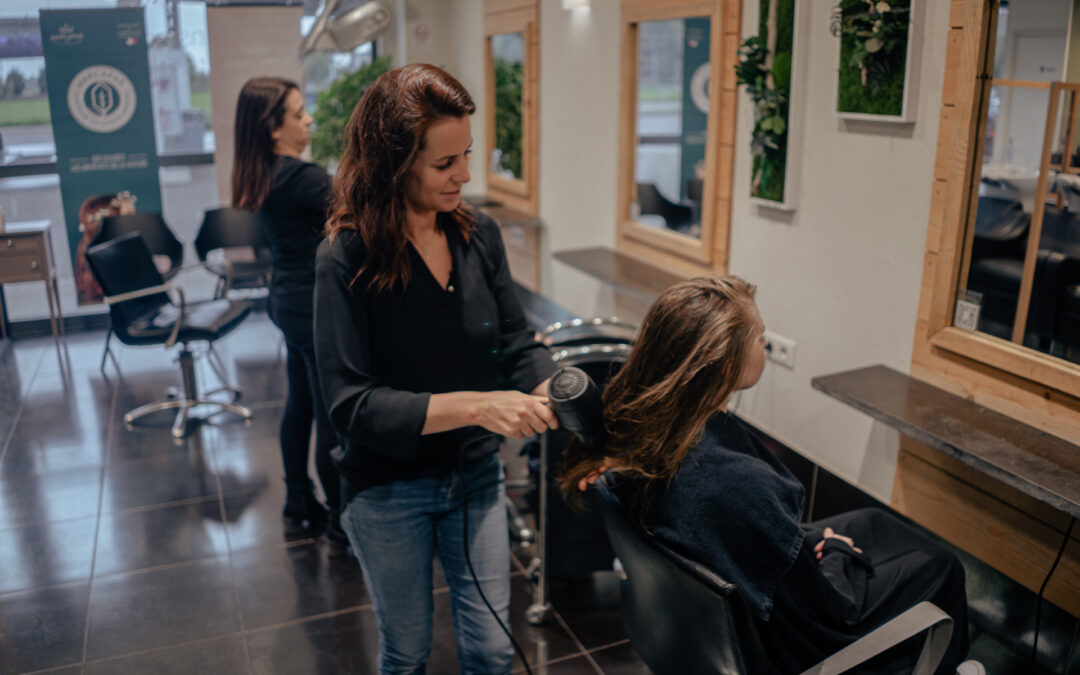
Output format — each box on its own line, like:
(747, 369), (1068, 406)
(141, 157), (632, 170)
(92, 213), (185, 375)
(524, 319), (635, 625)
(86, 232), (254, 439)
(194, 207), (273, 299)
(636, 182), (695, 233)
(549, 366), (956, 675)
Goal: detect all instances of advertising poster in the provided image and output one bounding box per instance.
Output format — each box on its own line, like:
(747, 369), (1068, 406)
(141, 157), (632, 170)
(679, 17), (710, 203)
(39, 8), (162, 305)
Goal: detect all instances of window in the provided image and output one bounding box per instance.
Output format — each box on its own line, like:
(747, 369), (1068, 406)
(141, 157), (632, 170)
(616, 0), (740, 274)
(917, 0), (1080, 402)
(484, 0), (539, 214)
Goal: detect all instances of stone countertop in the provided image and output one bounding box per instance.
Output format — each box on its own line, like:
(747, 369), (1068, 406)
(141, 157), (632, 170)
(812, 364), (1080, 519)
(553, 247), (682, 305)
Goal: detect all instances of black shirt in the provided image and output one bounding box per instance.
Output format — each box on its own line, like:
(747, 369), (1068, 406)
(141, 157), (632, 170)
(313, 210), (555, 492)
(260, 156), (332, 314)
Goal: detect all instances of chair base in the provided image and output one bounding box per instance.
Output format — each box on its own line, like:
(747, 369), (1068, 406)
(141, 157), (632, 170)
(124, 397), (253, 439)
(121, 344), (252, 440)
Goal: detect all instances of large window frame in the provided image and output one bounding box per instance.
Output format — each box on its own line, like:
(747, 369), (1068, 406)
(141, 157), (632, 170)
(915, 1), (1080, 418)
(483, 0), (539, 214)
(616, 0), (740, 275)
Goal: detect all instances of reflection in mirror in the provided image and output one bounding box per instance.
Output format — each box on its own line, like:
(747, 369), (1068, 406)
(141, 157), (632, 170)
(491, 32), (525, 181)
(631, 17), (710, 240)
(958, 0), (1080, 365)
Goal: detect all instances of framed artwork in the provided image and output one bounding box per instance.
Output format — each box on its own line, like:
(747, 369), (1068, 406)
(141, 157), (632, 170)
(737, 0), (805, 210)
(835, 0), (915, 122)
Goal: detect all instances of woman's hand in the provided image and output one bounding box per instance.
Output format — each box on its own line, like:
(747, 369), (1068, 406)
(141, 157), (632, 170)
(474, 390), (559, 438)
(814, 527), (863, 560)
(577, 457), (620, 492)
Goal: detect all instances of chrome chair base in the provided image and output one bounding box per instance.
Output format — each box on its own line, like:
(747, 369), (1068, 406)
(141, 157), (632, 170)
(122, 345), (253, 440)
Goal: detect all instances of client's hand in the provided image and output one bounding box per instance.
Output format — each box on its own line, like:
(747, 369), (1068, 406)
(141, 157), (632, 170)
(577, 457), (620, 492)
(476, 390), (559, 438)
(814, 527), (863, 560)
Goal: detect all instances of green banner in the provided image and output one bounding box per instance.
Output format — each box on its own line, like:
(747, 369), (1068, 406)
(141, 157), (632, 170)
(39, 8), (161, 305)
(679, 17), (710, 202)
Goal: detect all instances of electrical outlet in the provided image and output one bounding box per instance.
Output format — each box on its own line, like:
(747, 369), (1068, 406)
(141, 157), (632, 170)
(763, 330), (796, 369)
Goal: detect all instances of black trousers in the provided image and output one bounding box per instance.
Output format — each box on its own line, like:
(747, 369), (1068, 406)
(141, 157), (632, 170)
(762, 507), (969, 675)
(268, 301), (340, 513)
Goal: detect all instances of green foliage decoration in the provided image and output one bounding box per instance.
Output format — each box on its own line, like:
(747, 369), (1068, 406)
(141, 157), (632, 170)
(493, 57), (523, 179)
(837, 0), (910, 116)
(310, 56), (392, 168)
(735, 0), (795, 203)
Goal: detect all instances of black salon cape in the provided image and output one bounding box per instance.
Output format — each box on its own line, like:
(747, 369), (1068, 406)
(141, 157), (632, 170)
(642, 413), (969, 674)
(313, 210), (556, 496)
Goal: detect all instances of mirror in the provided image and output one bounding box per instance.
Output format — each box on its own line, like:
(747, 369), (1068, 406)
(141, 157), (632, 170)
(957, 0), (1080, 365)
(631, 17), (711, 240)
(491, 32), (525, 181)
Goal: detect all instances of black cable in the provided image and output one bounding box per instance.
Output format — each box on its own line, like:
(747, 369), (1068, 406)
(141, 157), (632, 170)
(1032, 516), (1076, 666)
(458, 465), (535, 675)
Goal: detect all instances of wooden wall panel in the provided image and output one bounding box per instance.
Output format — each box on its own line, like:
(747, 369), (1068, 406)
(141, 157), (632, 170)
(892, 444), (1080, 615)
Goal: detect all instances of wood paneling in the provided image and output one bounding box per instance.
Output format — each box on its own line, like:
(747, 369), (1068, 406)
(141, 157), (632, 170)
(892, 445), (1080, 615)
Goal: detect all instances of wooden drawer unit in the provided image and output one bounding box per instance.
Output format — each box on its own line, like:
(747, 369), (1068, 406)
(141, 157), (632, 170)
(0, 221), (63, 339)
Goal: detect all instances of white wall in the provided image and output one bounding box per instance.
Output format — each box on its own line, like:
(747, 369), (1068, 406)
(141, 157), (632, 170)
(399, 0), (953, 503)
(727, 0), (948, 501)
(536, 1), (622, 320)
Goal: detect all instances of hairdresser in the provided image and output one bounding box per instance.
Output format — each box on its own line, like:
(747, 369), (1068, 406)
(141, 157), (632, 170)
(231, 77), (344, 546)
(313, 63), (557, 673)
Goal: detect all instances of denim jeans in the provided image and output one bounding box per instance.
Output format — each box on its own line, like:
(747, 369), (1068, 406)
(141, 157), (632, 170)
(340, 453), (513, 675)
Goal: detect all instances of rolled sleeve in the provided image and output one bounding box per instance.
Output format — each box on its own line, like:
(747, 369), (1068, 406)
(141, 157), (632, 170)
(314, 237), (430, 462)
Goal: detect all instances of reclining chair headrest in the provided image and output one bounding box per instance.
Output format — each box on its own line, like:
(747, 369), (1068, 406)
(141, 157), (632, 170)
(548, 366), (605, 451)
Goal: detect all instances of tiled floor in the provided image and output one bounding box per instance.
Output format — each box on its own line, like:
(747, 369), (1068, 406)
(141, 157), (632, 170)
(0, 315), (647, 675)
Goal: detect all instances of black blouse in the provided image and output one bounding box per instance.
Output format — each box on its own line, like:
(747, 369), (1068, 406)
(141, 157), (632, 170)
(260, 156), (332, 315)
(313, 210), (555, 492)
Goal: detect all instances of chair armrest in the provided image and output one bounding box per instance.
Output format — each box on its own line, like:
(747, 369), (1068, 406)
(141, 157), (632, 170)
(102, 284), (187, 348)
(799, 601), (953, 675)
(187, 259), (236, 296)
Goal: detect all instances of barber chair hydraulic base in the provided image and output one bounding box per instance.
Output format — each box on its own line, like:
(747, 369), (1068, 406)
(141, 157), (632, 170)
(124, 346), (253, 440)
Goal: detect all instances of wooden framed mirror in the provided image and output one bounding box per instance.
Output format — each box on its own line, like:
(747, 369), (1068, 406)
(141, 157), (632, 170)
(484, 0), (539, 214)
(616, 0), (740, 274)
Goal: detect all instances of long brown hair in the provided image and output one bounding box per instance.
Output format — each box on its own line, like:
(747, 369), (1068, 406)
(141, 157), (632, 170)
(231, 76), (298, 210)
(325, 63), (476, 292)
(559, 276), (759, 527)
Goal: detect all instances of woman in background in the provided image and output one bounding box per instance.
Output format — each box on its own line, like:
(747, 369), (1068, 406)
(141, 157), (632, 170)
(232, 77), (343, 546)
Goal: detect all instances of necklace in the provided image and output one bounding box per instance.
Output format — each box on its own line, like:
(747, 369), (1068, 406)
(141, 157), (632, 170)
(410, 230), (438, 260)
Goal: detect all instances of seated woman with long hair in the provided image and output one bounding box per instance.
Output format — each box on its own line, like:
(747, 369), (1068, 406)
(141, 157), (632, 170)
(560, 276), (976, 675)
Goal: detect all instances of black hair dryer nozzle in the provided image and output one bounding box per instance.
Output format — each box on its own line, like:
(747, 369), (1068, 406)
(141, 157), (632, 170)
(548, 366), (604, 451)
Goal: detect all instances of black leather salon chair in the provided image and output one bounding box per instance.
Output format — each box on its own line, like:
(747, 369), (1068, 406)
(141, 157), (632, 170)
(194, 207), (273, 299)
(636, 181), (694, 233)
(91, 213), (185, 374)
(594, 475), (954, 675)
(86, 232), (254, 439)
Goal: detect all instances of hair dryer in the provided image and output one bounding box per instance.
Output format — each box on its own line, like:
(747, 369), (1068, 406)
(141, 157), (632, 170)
(548, 366), (604, 450)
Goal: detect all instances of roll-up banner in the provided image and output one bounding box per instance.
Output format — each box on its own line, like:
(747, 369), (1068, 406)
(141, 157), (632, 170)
(39, 8), (162, 306)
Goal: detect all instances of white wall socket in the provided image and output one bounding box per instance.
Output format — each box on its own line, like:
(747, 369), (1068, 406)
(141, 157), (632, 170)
(763, 330), (796, 369)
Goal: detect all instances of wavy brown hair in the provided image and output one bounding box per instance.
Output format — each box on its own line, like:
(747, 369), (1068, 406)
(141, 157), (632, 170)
(231, 77), (298, 211)
(325, 64), (476, 292)
(559, 276), (759, 528)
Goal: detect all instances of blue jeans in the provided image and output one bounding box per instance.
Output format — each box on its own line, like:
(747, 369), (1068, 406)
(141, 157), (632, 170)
(340, 453), (513, 675)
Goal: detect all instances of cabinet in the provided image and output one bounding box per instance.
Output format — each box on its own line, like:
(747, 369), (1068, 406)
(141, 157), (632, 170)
(0, 221), (63, 340)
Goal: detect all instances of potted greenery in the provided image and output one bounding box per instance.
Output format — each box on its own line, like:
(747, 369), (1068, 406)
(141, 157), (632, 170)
(311, 55), (391, 169)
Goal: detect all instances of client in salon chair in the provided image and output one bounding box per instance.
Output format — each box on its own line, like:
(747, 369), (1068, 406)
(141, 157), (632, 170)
(559, 277), (981, 675)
